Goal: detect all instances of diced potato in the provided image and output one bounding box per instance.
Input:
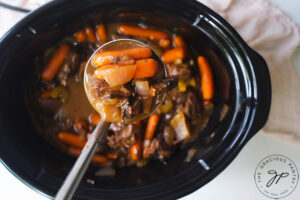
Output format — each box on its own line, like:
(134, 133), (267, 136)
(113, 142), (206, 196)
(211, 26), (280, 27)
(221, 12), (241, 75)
(170, 111), (190, 141)
(94, 65), (136, 87)
(95, 101), (122, 122)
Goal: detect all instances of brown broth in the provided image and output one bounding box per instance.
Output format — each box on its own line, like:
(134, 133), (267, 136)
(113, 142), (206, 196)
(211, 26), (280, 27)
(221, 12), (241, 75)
(60, 77), (95, 120)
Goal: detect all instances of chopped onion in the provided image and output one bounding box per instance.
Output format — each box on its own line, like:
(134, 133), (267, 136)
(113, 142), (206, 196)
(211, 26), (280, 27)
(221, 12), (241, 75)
(135, 80), (150, 96)
(170, 111), (190, 141)
(184, 148), (197, 162)
(219, 104), (229, 121)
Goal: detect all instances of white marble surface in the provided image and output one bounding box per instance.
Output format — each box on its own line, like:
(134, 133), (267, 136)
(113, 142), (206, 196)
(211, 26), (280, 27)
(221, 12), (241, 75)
(0, 0), (299, 199)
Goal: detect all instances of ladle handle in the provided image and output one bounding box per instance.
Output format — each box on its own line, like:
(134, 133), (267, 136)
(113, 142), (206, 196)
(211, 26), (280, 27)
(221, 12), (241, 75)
(55, 120), (110, 200)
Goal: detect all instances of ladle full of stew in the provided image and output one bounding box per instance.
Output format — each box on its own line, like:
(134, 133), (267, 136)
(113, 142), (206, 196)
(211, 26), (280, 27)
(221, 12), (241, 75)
(55, 39), (177, 200)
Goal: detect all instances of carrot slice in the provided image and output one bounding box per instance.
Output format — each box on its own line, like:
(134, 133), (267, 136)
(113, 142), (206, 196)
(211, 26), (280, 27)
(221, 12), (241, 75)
(67, 147), (108, 164)
(89, 113), (101, 125)
(93, 47), (152, 67)
(130, 121), (142, 160)
(96, 24), (107, 42)
(85, 27), (97, 42)
(57, 131), (85, 149)
(41, 90), (52, 98)
(173, 36), (185, 48)
(161, 47), (185, 63)
(149, 86), (156, 97)
(134, 58), (158, 79)
(41, 44), (70, 81)
(159, 39), (170, 48)
(197, 56), (214, 100)
(118, 25), (168, 40)
(75, 30), (86, 42)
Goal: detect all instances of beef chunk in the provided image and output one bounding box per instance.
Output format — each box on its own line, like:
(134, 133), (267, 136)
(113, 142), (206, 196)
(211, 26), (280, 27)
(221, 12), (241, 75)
(89, 75), (134, 99)
(72, 42), (98, 60)
(106, 123), (138, 154)
(143, 138), (159, 158)
(151, 76), (178, 96)
(166, 63), (190, 77)
(57, 63), (71, 87)
(121, 97), (143, 119)
(183, 92), (202, 117)
(109, 123), (124, 132)
(57, 52), (79, 86)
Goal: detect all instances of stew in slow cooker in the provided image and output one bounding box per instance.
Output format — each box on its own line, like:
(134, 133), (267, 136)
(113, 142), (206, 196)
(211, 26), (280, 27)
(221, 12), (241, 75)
(26, 22), (215, 176)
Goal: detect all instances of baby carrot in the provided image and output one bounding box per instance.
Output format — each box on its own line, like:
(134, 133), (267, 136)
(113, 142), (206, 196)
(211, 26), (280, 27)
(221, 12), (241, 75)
(75, 30), (86, 42)
(134, 58), (158, 79)
(41, 44), (70, 81)
(93, 47), (152, 67)
(107, 152), (118, 160)
(96, 24), (107, 42)
(159, 39), (170, 48)
(130, 121), (142, 160)
(197, 56), (214, 100)
(91, 154), (108, 164)
(143, 114), (159, 158)
(85, 27), (97, 42)
(173, 35), (185, 47)
(145, 114), (159, 140)
(161, 47), (185, 63)
(67, 147), (108, 164)
(89, 113), (101, 125)
(118, 25), (168, 40)
(41, 90), (52, 98)
(57, 131), (85, 149)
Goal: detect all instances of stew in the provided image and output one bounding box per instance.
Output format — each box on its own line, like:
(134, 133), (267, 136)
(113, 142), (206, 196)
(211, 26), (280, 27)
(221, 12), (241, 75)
(26, 22), (215, 175)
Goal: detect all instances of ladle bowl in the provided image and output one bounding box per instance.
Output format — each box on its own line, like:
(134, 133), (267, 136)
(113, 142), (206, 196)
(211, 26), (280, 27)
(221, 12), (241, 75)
(84, 39), (167, 123)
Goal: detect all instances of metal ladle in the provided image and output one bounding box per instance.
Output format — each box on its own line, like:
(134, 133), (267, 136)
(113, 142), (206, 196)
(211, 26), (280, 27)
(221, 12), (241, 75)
(55, 39), (166, 200)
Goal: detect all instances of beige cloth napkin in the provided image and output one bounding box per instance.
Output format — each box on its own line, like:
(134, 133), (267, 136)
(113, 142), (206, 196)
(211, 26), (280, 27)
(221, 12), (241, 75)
(199, 0), (300, 146)
(1, 0), (300, 145)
